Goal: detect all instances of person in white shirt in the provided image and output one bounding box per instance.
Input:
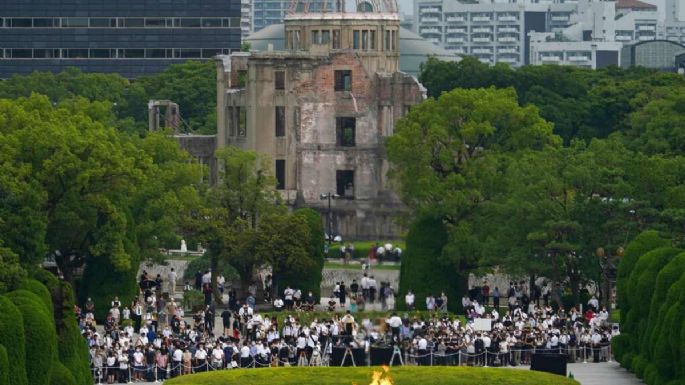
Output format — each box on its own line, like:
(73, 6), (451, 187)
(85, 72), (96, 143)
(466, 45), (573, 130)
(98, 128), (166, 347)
(168, 268), (177, 296)
(387, 313), (402, 342)
(132, 348), (145, 381)
(172, 348), (183, 376)
(588, 295), (599, 312)
(405, 290), (415, 310)
(211, 344), (224, 369)
(284, 287), (294, 310)
(425, 294), (435, 311)
(194, 345), (208, 371)
(240, 344), (251, 368)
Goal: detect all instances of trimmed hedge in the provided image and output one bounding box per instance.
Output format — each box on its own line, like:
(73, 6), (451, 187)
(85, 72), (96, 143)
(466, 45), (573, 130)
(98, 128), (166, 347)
(182, 255), (240, 283)
(6, 290), (58, 385)
(616, 231), (685, 385)
(50, 361), (77, 385)
(0, 295), (27, 385)
(397, 216), (466, 313)
(0, 344), (8, 385)
(18, 278), (54, 317)
(81, 257), (138, 320)
(57, 282), (93, 385)
(280, 208), (325, 300)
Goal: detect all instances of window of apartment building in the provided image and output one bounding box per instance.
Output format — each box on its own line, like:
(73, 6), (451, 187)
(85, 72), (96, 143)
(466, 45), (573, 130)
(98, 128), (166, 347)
(336, 170), (355, 199)
(353, 30), (360, 49)
(275, 106), (286, 137)
(33, 49), (60, 58)
(64, 49), (89, 58)
(336, 117), (356, 147)
(180, 18), (202, 28)
(144, 18), (166, 27)
(10, 18), (32, 27)
(146, 49), (172, 58)
(385, 30), (391, 51)
(62, 17), (89, 27)
(119, 49), (144, 58)
(334, 70), (351, 91)
(275, 160), (286, 190)
(275, 71), (285, 90)
(91, 49), (117, 58)
(362, 30), (369, 50)
(311, 30), (320, 45)
(123, 18), (144, 27)
(8, 49), (32, 58)
(90, 18), (117, 27)
(33, 18), (58, 27)
(202, 18), (222, 28)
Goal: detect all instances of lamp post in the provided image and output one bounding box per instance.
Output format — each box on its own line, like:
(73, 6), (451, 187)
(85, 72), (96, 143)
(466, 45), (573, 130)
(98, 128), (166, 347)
(320, 192), (340, 250)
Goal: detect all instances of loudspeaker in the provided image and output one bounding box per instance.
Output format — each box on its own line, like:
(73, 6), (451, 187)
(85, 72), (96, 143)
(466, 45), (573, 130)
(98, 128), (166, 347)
(531, 353), (567, 376)
(331, 347), (366, 366)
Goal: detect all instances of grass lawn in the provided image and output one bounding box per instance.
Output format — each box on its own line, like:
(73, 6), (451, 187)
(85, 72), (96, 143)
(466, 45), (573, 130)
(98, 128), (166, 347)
(164, 366), (578, 385)
(324, 262), (401, 271)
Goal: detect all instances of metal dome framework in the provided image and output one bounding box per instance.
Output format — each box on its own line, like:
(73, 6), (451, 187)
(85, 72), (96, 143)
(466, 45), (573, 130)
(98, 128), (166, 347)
(286, 0), (397, 14)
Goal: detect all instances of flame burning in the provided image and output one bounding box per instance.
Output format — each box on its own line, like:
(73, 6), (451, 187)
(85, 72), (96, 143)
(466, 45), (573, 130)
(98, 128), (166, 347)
(355, 365), (394, 385)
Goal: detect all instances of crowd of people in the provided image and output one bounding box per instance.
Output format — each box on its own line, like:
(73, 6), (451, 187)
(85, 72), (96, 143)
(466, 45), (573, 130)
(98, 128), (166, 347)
(77, 272), (617, 383)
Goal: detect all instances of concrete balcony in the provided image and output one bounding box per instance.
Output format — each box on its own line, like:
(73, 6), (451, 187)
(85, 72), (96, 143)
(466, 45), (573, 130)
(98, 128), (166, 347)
(498, 36), (518, 43)
(637, 25), (656, 31)
(498, 16), (518, 22)
(426, 37), (441, 44)
(615, 35), (632, 41)
(498, 48), (519, 54)
(420, 7), (441, 14)
(473, 48), (493, 54)
(473, 27), (492, 33)
(540, 55), (561, 62)
(479, 58), (493, 64)
(420, 17), (440, 23)
(473, 37), (493, 43)
(498, 57), (518, 64)
(472, 16), (492, 22)
(568, 55), (590, 62)
(446, 37), (465, 43)
(446, 16), (466, 22)
(638, 35), (655, 41)
(448, 47), (466, 54)
(420, 28), (441, 34)
(498, 27), (519, 33)
(446, 28), (467, 34)
(551, 16), (570, 22)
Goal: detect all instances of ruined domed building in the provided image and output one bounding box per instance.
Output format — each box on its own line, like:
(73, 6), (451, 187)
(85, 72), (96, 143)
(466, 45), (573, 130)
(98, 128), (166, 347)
(215, 0), (455, 240)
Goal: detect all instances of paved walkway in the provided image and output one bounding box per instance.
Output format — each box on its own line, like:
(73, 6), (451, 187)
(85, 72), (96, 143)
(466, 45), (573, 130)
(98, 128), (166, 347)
(567, 361), (642, 385)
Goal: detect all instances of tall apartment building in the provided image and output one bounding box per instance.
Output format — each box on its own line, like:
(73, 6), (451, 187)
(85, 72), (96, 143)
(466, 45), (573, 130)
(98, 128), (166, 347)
(0, 0), (241, 78)
(413, 1), (577, 66)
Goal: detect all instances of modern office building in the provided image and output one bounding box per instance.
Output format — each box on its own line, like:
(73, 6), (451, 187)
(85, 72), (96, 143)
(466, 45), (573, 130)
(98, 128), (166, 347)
(529, 32), (622, 68)
(621, 39), (685, 71)
(0, 0), (242, 78)
(413, 0), (577, 66)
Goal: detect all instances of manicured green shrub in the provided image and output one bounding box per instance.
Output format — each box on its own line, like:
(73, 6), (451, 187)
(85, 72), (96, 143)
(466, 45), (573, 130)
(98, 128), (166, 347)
(617, 230), (669, 313)
(611, 334), (630, 366)
(645, 252), (685, 360)
(0, 295), (28, 385)
(0, 344), (8, 385)
(6, 289), (58, 385)
(397, 216), (466, 313)
(18, 278), (54, 317)
(30, 266), (60, 292)
(80, 257), (138, 320)
(280, 208), (325, 300)
(623, 247), (679, 353)
(50, 361), (77, 385)
(56, 282), (93, 385)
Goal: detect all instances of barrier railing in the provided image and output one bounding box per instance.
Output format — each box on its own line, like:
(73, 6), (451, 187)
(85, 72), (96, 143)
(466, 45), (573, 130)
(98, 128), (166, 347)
(89, 345), (612, 383)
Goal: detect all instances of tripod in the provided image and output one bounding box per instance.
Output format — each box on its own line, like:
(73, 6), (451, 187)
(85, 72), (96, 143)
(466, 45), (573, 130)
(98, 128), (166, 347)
(341, 347), (357, 367)
(390, 345), (404, 366)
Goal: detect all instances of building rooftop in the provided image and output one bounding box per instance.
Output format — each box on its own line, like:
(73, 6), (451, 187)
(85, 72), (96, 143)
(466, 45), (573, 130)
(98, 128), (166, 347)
(244, 23), (457, 76)
(616, 0), (657, 9)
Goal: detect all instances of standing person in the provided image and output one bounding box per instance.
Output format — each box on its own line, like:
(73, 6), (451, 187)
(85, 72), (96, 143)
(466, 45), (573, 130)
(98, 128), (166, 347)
(405, 290), (415, 311)
(168, 268), (177, 296)
(361, 274), (370, 301)
(368, 276), (377, 303)
(194, 270), (203, 290)
(132, 299), (143, 331)
(221, 307), (232, 337)
(481, 282), (490, 306)
(426, 294), (435, 312)
(493, 287), (500, 310)
(338, 282), (347, 308)
(217, 274), (226, 296)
